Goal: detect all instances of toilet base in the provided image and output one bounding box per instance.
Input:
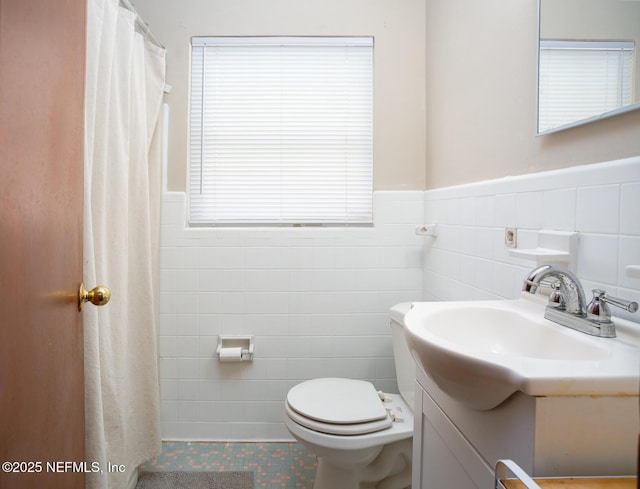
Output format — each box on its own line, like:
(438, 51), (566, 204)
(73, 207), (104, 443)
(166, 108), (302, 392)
(310, 438), (412, 489)
(360, 438), (412, 489)
(313, 457), (364, 489)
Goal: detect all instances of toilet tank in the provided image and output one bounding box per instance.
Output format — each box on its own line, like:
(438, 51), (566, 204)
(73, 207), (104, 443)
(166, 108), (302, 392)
(389, 302), (415, 411)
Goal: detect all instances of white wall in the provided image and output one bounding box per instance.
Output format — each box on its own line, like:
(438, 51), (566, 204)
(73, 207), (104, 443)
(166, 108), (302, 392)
(158, 192), (424, 440)
(423, 156), (640, 327)
(135, 0), (640, 189)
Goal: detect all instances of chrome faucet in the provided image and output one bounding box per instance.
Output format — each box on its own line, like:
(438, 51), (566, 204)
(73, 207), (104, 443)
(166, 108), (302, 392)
(522, 265), (638, 338)
(523, 265), (586, 316)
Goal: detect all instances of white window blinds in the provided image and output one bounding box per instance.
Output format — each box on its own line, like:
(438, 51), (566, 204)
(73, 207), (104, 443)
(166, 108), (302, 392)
(538, 40), (634, 133)
(189, 37), (374, 225)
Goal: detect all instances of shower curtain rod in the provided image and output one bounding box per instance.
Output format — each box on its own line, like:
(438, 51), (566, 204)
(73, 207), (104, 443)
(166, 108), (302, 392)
(119, 0), (164, 49)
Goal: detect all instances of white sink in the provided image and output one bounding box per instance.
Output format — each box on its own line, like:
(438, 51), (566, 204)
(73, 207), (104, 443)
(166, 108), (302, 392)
(403, 294), (640, 410)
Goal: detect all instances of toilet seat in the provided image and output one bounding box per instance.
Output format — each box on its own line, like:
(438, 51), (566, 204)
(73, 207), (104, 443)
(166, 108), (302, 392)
(286, 378), (393, 436)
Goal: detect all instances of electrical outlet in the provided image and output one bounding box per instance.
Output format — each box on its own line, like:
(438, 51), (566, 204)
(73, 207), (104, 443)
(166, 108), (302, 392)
(505, 228), (517, 248)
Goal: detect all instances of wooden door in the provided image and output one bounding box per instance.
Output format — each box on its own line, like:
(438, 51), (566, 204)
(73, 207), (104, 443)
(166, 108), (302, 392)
(0, 0), (87, 488)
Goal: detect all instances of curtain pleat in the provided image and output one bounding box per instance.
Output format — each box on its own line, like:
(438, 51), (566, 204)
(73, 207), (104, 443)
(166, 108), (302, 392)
(84, 1), (166, 488)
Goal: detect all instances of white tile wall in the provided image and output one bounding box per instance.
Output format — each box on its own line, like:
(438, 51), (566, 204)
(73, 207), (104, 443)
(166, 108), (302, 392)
(158, 156), (640, 442)
(423, 157), (640, 328)
(159, 191), (425, 440)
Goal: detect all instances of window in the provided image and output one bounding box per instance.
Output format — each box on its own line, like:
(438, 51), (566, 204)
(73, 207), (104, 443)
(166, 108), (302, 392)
(188, 37), (374, 226)
(538, 40), (634, 133)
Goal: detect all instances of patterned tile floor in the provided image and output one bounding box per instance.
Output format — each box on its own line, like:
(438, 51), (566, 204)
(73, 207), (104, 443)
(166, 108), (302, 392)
(141, 441), (317, 489)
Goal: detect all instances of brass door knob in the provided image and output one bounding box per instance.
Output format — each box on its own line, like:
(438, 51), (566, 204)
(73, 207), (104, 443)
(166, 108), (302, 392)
(78, 283), (111, 311)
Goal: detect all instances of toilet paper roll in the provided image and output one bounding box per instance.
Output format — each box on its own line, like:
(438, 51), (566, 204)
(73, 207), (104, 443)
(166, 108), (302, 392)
(218, 346), (243, 362)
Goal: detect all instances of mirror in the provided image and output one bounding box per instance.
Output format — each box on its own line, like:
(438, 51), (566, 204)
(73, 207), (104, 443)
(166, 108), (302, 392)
(537, 0), (640, 134)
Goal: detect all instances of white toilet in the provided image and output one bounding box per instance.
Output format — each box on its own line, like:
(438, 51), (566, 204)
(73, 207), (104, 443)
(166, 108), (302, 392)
(284, 303), (415, 489)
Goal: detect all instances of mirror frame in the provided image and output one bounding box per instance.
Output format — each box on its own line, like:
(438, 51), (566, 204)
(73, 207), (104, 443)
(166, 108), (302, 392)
(536, 0), (640, 135)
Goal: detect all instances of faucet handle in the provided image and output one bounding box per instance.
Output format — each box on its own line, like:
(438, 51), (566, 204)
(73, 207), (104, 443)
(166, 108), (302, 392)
(600, 291), (638, 313)
(530, 280), (567, 309)
(547, 281), (566, 310)
(586, 289), (611, 323)
(587, 289), (638, 323)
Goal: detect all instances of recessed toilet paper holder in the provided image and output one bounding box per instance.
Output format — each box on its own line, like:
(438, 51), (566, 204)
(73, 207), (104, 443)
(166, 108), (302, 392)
(216, 335), (254, 362)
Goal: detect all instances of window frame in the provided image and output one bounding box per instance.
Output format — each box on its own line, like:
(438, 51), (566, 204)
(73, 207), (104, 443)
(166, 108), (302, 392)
(187, 36), (375, 227)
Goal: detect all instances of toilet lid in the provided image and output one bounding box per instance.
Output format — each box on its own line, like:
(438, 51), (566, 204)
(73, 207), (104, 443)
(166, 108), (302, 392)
(285, 402), (393, 436)
(287, 378), (390, 427)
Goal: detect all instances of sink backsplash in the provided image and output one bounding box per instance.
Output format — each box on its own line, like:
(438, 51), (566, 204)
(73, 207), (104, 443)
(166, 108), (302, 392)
(423, 156), (640, 325)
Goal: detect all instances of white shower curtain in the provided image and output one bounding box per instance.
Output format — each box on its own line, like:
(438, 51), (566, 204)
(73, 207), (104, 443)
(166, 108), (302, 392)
(83, 1), (166, 488)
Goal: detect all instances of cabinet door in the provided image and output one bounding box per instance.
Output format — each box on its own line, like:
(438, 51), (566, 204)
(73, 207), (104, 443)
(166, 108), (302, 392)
(422, 414), (479, 488)
(417, 389), (494, 489)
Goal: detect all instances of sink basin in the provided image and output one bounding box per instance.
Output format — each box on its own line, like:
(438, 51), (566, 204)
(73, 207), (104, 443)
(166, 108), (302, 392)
(403, 294), (640, 410)
(425, 306), (609, 361)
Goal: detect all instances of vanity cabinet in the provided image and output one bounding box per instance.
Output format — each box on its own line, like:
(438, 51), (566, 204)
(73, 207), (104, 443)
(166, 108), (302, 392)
(412, 368), (639, 489)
